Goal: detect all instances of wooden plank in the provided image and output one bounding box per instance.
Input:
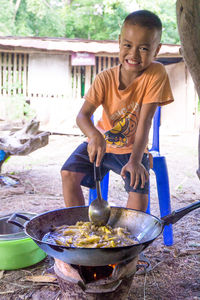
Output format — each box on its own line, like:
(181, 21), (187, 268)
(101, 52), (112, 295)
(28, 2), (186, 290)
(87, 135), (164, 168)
(74, 66), (77, 98)
(18, 54), (22, 94)
(103, 57), (107, 70)
(107, 57), (111, 69)
(77, 66), (81, 98)
(7, 53), (12, 96)
(13, 53), (17, 96)
(98, 56), (101, 74)
(85, 66), (91, 94)
(93, 58), (97, 78)
(66, 54), (72, 98)
(72, 66), (76, 99)
(2, 53), (7, 95)
(23, 54), (27, 97)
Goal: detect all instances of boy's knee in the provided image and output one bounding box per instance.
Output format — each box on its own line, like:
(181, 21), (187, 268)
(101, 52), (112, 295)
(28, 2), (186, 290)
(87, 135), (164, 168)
(127, 192), (148, 211)
(61, 169), (85, 185)
(61, 169), (71, 181)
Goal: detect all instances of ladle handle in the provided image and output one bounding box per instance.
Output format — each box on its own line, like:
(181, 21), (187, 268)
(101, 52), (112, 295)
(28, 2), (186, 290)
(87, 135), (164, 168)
(162, 200), (200, 226)
(94, 163), (101, 181)
(94, 163), (102, 201)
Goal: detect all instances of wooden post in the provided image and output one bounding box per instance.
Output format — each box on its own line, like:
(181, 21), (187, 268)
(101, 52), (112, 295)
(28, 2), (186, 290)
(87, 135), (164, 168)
(103, 57), (107, 70)
(85, 66), (91, 94)
(23, 54), (27, 97)
(13, 53), (17, 96)
(66, 54), (72, 98)
(18, 54), (22, 94)
(107, 57), (111, 69)
(7, 53), (12, 96)
(77, 66), (81, 98)
(93, 58), (96, 78)
(72, 66), (77, 99)
(2, 53), (7, 96)
(98, 56), (101, 74)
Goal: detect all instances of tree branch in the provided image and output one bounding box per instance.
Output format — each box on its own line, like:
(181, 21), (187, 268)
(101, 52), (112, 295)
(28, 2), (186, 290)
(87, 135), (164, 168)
(14, 0), (21, 20)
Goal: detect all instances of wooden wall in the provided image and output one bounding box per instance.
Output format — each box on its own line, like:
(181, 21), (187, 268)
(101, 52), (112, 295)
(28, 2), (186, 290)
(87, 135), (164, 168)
(72, 56), (119, 98)
(0, 51), (119, 100)
(0, 52), (28, 97)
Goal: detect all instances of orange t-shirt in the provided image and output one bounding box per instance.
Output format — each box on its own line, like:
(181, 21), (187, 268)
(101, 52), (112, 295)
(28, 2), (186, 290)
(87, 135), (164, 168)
(84, 62), (174, 154)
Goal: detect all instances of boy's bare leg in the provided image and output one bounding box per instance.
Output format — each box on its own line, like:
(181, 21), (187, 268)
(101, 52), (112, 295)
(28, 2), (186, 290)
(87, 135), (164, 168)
(126, 192), (148, 212)
(61, 170), (85, 207)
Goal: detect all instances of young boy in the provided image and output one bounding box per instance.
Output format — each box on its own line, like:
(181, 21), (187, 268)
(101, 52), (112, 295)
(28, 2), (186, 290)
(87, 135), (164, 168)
(61, 10), (174, 212)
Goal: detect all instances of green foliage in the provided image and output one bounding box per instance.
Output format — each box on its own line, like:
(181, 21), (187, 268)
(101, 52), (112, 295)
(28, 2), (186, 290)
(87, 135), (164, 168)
(14, 0), (66, 36)
(135, 0), (180, 44)
(0, 0), (180, 44)
(0, 0), (15, 35)
(62, 0), (128, 40)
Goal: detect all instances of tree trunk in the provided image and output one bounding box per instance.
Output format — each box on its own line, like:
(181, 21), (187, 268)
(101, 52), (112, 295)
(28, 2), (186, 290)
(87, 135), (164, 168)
(14, 0), (21, 20)
(176, 0), (200, 179)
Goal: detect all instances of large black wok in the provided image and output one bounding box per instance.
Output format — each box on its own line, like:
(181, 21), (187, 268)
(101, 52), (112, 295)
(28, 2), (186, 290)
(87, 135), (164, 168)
(8, 201), (200, 266)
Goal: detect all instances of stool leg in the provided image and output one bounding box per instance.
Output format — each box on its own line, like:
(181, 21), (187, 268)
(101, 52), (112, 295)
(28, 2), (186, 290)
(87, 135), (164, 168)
(153, 156), (173, 246)
(89, 172), (109, 205)
(146, 179), (151, 214)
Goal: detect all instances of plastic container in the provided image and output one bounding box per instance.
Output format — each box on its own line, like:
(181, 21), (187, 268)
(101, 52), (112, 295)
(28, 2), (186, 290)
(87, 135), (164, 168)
(0, 212), (46, 270)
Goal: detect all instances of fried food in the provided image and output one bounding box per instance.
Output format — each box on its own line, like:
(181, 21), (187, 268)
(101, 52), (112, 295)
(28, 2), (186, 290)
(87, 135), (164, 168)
(43, 221), (138, 248)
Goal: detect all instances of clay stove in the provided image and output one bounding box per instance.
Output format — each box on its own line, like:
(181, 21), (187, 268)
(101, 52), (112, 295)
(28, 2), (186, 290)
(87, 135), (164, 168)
(54, 256), (139, 300)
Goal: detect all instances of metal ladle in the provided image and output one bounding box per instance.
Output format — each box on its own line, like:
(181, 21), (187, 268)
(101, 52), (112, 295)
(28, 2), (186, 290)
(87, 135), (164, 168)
(88, 163), (111, 226)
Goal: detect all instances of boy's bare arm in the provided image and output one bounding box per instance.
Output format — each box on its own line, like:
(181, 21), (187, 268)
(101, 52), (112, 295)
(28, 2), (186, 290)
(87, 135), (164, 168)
(76, 100), (106, 166)
(121, 103), (158, 189)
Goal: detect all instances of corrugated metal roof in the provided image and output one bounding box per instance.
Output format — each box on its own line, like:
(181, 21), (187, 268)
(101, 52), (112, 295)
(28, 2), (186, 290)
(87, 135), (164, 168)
(0, 36), (181, 57)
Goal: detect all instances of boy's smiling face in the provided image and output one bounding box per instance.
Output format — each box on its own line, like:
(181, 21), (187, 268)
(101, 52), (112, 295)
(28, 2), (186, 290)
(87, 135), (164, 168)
(119, 23), (161, 77)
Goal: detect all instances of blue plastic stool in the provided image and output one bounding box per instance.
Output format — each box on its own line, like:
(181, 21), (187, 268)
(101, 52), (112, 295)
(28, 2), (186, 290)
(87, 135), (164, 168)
(89, 106), (173, 246)
(151, 155), (173, 246)
(0, 150), (6, 161)
(148, 106), (173, 246)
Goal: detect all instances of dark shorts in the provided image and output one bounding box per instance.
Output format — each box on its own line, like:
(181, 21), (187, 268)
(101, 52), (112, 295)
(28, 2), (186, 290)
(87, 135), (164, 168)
(61, 142), (149, 194)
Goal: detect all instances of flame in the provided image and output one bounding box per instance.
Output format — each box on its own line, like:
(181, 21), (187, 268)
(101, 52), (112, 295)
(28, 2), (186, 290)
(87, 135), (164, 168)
(90, 265), (117, 281)
(108, 264), (117, 268)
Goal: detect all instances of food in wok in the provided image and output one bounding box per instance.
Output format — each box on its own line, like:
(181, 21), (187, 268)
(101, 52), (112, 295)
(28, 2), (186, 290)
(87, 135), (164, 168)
(43, 221), (139, 248)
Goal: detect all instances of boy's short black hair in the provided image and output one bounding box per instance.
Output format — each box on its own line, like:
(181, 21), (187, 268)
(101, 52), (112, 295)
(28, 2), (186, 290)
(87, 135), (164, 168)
(123, 10), (162, 40)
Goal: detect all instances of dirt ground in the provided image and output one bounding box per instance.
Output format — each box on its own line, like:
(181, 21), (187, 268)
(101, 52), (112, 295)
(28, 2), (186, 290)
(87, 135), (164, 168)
(0, 129), (199, 300)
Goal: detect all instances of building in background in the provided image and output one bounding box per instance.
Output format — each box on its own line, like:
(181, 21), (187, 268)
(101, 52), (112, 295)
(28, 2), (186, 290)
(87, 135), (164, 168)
(0, 37), (198, 133)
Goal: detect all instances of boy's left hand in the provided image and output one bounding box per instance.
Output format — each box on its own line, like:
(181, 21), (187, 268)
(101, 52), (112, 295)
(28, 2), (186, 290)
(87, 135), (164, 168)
(121, 160), (149, 189)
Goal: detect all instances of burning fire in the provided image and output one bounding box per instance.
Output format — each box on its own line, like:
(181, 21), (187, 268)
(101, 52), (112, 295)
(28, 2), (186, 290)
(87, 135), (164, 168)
(92, 264), (117, 281)
(109, 264), (117, 268)
(78, 264), (118, 283)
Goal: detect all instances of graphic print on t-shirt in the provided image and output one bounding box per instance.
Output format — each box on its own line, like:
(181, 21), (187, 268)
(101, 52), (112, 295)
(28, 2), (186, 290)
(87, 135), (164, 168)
(104, 111), (138, 148)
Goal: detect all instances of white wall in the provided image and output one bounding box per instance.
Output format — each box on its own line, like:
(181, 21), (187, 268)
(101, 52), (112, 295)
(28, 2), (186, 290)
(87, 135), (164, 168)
(161, 62), (198, 133)
(28, 53), (71, 98)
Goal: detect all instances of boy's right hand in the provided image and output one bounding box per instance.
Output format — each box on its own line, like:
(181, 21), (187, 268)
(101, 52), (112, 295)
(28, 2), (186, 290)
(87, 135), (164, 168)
(87, 132), (106, 166)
